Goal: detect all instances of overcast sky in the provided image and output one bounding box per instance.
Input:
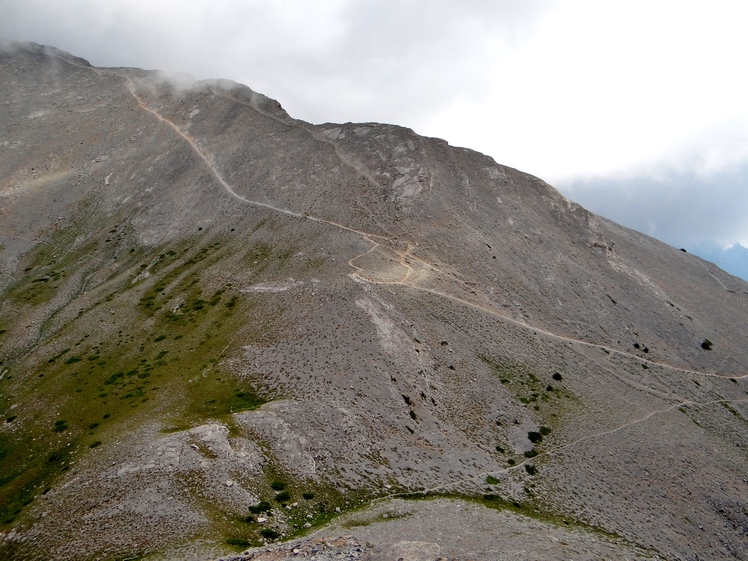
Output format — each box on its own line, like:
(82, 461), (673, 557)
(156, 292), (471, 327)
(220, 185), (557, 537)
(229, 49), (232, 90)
(2, 0), (747, 254)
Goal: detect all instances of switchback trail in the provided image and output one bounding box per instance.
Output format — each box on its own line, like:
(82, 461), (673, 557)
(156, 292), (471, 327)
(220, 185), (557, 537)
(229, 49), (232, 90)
(122, 74), (747, 383)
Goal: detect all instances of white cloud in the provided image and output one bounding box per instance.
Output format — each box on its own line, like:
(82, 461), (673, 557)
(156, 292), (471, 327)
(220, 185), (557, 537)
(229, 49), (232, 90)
(422, 0), (748, 182)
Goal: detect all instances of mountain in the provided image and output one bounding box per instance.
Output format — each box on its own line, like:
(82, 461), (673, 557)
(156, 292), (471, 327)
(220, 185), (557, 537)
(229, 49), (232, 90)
(1, 42), (747, 561)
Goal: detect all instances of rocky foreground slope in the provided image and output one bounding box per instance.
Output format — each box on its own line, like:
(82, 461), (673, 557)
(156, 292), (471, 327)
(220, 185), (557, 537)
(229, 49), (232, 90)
(1, 42), (747, 560)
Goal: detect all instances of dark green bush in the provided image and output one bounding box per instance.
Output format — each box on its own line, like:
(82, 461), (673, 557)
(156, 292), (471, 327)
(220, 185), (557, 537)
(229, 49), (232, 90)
(525, 464), (537, 475)
(486, 475), (499, 485)
(104, 372), (124, 385)
(248, 501), (271, 514)
(524, 450), (538, 458)
(226, 537), (250, 547)
(302, 492), (315, 500)
(260, 529), (279, 540)
(270, 480), (286, 491)
(701, 339), (713, 350)
(275, 491), (291, 503)
(527, 431), (543, 444)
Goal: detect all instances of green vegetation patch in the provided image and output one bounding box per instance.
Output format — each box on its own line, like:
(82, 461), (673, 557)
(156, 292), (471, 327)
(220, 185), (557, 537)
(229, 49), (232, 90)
(397, 491), (620, 544)
(187, 461), (375, 550)
(0, 233), (282, 528)
(479, 353), (575, 424)
(3, 209), (143, 307)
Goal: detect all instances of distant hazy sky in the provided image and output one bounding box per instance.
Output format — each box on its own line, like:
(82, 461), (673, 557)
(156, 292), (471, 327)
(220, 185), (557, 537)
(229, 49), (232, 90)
(2, 0), (747, 251)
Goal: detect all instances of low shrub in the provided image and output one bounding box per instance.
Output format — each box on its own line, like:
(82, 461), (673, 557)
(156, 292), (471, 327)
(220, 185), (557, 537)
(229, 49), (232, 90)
(260, 529), (279, 540)
(248, 501), (271, 514)
(527, 431), (542, 444)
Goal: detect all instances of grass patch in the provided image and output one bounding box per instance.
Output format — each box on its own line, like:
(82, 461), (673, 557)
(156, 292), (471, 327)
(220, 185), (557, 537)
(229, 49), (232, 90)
(0, 213), (328, 535)
(0, 231), (285, 528)
(478, 354), (573, 419)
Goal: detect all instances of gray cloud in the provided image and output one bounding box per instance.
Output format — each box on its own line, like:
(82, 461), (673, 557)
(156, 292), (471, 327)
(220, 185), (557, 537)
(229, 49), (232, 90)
(558, 164), (748, 249)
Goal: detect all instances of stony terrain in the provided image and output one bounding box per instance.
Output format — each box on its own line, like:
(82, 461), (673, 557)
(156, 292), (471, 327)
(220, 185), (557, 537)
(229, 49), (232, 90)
(0, 42), (747, 560)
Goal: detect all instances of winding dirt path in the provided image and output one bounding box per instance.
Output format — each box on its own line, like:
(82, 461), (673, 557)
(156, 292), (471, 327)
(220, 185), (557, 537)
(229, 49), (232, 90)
(122, 75), (747, 383)
(385, 396), (748, 499)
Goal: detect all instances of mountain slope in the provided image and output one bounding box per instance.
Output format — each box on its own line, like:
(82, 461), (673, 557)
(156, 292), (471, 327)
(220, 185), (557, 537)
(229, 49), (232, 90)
(1, 42), (747, 561)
